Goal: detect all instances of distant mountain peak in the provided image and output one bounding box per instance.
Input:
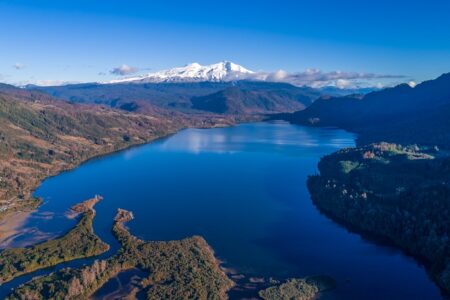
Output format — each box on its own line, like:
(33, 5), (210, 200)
(107, 61), (254, 84)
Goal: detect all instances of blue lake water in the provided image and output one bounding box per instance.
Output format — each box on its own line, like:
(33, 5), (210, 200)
(1, 122), (443, 299)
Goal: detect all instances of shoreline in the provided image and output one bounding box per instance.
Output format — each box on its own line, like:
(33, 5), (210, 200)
(0, 129), (180, 246)
(0, 210), (36, 249)
(0, 118), (243, 247)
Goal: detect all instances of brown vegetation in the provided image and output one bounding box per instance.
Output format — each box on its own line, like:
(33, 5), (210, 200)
(0, 197), (108, 285)
(0, 87), (235, 222)
(258, 276), (335, 300)
(8, 208), (234, 299)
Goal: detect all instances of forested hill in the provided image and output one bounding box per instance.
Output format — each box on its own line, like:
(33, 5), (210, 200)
(308, 143), (450, 293)
(282, 73), (450, 147)
(191, 86), (312, 114)
(285, 73), (450, 295)
(0, 85), (230, 218)
(32, 81), (322, 115)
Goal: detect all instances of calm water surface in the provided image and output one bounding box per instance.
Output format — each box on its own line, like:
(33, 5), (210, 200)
(1, 122), (443, 299)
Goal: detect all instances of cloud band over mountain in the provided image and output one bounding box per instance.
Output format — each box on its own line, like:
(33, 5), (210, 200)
(106, 61), (407, 89)
(110, 64), (139, 76)
(246, 69), (407, 88)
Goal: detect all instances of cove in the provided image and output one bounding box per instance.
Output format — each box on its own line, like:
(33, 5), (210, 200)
(1, 122), (443, 299)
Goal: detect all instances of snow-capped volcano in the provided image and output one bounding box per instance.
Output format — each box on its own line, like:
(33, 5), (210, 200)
(107, 61), (254, 84)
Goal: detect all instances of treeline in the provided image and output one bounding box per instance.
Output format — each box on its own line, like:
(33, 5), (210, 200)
(0, 85), (238, 217)
(259, 276), (335, 300)
(308, 143), (450, 293)
(0, 197), (108, 284)
(284, 73), (450, 148)
(8, 208), (234, 300)
(0, 87), (184, 216)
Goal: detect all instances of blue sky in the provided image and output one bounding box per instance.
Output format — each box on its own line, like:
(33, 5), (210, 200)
(1, 0), (449, 86)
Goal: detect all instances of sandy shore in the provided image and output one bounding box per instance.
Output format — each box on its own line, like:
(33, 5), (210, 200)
(0, 210), (33, 248)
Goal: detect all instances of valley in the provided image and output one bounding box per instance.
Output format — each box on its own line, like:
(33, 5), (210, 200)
(0, 84), (235, 224)
(2, 2), (449, 299)
(1, 71), (449, 299)
(1, 122), (442, 299)
(36, 80), (321, 115)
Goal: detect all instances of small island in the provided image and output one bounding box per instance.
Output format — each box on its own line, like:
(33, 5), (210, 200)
(259, 275), (336, 300)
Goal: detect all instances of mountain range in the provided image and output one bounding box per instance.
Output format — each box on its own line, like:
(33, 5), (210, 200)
(2, 65), (450, 296)
(31, 62), (376, 116)
(107, 61), (255, 84)
(281, 73), (450, 147)
(33, 80), (322, 115)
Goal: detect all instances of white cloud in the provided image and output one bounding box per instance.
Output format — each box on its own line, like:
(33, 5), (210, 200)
(110, 64), (138, 76)
(13, 63), (26, 70)
(240, 68), (406, 89)
(335, 79), (352, 89)
(265, 69), (288, 81)
(408, 81), (417, 88)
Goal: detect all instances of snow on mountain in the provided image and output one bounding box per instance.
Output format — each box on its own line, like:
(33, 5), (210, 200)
(107, 61), (254, 84)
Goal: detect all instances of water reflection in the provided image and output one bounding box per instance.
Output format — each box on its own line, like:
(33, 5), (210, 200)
(1, 122), (442, 300)
(158, 122), (354, 154)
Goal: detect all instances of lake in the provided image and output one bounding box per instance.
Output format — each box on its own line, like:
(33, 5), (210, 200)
(1, 122), (443, 299)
